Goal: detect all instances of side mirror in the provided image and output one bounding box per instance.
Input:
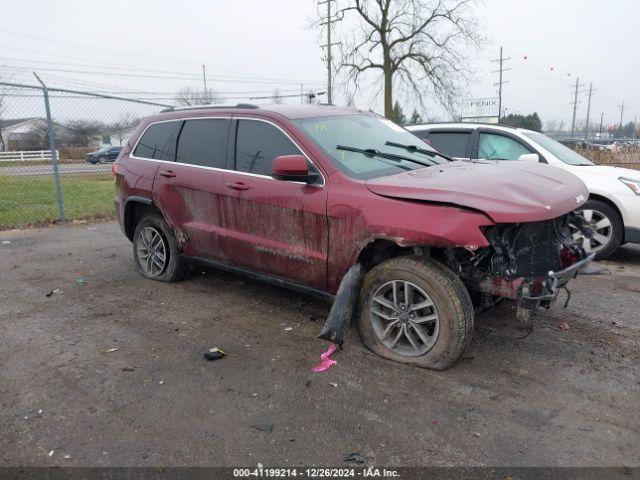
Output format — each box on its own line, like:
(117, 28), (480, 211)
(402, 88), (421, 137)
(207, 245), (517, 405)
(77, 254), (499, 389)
(518, 153), (540, 163)
(272, 155), (315, 183)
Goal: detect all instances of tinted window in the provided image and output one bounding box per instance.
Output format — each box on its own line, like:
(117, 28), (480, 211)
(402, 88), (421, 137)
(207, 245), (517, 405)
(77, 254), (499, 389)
(426, 132), (470, 157)
(133, 121), (181, 161)
(479, 133), (532, 160)
(235, 120), (300, 176)
(411, 129), (430, 141)
(176, 119), (229, 168)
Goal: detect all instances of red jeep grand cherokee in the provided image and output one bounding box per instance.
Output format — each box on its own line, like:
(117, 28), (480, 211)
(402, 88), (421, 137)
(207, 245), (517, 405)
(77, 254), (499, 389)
(114, 104), (592, 369)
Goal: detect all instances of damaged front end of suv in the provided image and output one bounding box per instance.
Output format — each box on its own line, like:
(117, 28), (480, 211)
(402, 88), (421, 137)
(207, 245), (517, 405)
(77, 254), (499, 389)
(455, 212), (594, 322)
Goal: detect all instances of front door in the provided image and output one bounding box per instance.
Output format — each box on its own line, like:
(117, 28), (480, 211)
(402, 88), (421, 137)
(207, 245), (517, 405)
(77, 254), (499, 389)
(220, 118), (328, 290)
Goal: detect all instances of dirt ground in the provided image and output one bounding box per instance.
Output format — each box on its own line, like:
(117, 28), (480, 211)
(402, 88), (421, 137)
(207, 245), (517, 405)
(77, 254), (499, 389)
(1, 222), (639, 467)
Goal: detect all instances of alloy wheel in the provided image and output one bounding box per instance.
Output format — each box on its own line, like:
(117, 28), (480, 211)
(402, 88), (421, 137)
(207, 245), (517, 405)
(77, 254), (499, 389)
(370, 280), (440, 357)
(574, 209), (613, 254)
(136, 226), (167, 277)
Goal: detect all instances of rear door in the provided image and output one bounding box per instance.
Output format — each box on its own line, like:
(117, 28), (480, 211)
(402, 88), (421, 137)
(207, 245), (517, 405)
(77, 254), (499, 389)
(219, 117), (328, 290)
(152, 117), (233, 260)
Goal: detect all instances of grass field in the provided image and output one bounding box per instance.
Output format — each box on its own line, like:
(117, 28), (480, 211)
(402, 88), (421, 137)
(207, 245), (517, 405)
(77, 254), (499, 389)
(0, 173), (116, 228)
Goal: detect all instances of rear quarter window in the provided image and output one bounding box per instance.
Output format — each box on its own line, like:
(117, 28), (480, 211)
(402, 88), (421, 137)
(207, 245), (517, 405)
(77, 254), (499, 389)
(133, 121), (181, 161)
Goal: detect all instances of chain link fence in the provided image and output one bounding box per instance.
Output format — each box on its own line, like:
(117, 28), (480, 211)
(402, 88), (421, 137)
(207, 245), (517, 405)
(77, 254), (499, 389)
(0, 81), (170, 229)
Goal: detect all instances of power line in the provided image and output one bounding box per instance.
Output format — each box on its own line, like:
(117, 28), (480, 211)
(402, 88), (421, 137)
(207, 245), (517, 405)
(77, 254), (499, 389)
(1, 64), (325, 86)
(0, 52), (325, 85)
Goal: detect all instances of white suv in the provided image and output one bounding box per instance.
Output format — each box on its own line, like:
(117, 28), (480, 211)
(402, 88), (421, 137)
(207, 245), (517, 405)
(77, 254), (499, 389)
(406, 123), (640, 259)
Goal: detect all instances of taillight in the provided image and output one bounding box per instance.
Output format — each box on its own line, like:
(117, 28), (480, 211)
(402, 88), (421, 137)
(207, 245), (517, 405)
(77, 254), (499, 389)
(112, 161), (119, 176)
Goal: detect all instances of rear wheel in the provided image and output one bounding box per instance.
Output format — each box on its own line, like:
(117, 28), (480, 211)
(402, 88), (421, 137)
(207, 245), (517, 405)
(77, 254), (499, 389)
(132, 214), (190, 282)
(574, 199), (623, 260)
(356, 256), (474, 370)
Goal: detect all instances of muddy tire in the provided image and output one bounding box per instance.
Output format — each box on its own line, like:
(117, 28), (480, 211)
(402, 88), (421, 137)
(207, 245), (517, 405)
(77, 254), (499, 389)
(356, 255), (474, 370)
(132, 213), (190, 282)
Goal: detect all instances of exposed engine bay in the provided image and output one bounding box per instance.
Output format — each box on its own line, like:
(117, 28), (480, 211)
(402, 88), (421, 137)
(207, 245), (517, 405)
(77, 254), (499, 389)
(451, 213), (594, 322)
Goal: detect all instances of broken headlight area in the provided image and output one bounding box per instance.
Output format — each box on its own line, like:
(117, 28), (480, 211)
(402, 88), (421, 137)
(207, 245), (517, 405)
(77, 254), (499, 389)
(456, 213), (594, 321)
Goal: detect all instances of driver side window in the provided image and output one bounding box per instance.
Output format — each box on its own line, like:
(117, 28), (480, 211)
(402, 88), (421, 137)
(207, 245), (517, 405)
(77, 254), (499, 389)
(479, 133), (532, 160)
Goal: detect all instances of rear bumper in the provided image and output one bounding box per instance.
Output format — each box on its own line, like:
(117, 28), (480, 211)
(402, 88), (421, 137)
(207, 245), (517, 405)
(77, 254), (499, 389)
(113, 196), (125, 235)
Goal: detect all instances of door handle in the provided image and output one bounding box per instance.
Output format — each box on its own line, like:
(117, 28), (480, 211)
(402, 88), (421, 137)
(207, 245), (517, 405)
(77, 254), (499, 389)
(159, 170), (176, 178)
(226, 181), (250, 191)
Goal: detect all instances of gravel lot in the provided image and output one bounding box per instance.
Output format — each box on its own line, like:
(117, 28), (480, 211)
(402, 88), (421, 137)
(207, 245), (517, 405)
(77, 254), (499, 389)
(1, 222), (639, 467)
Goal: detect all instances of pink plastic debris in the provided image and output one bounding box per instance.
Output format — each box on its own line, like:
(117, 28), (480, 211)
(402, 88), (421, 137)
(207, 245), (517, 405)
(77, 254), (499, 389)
(312, 344), (338, 372)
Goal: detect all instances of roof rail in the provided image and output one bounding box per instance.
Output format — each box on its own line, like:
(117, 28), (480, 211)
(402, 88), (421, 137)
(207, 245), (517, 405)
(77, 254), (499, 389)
(161, 103), (260, 113)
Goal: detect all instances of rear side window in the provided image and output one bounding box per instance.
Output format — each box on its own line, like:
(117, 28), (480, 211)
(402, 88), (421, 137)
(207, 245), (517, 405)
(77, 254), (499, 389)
(426, 132), (470, 157)
(479, 133), (532, 160)
(133, 121), (181, 161)
(235, 120), (300, 176)
(176, 119), (229, 168)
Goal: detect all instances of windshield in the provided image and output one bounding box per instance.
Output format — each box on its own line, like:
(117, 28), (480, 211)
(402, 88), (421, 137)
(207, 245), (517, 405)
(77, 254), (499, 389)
(293, 114), (448, 180)
(522, 131), (595, 166)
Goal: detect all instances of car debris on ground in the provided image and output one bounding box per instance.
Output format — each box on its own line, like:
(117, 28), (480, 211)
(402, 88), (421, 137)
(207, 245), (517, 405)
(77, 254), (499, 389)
(312, 344), (338, 373)
(204, 347), (226, 361)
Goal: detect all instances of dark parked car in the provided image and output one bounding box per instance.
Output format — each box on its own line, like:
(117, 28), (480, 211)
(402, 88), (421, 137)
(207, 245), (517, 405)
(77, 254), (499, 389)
(86, 145), (122, 164)
(113, 104), (591, 369)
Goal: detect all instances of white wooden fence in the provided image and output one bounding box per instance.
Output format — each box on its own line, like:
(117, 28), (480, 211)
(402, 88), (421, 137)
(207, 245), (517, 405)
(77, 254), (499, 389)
(0, 150), (60, 162)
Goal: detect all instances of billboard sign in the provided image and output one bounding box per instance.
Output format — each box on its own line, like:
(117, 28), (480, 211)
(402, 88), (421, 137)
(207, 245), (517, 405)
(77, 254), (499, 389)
(461, 98), (499, 123)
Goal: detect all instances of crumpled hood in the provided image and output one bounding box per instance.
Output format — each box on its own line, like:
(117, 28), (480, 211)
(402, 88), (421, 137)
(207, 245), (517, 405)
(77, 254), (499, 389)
(365, 160), (589, 223)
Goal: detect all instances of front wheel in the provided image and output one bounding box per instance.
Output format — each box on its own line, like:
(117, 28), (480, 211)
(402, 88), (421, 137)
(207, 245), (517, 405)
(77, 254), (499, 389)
(356, 256), (474, 370)
(575, 199), (623, 260)
(132, 214), (190, 282)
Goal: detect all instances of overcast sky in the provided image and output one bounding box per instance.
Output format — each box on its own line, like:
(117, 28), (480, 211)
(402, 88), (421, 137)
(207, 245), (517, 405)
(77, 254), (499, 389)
(0, 0), (637, 129)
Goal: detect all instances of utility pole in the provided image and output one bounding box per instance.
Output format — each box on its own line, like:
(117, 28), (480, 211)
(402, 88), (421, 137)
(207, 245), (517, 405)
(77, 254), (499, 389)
(582, 82), (594, 158)
(618, 101), (625, 138)
(202, 64), (208, 102)
(584, 82), (594, 140)
(570, 77), (584, 137)
(599, 112), (604, 139)
(319, 0), (340, 104)
(492, 47), (510, 121)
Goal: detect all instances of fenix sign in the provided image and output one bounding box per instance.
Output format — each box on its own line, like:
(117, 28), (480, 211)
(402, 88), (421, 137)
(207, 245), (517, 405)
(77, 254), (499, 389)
(462, 98), (499, 123)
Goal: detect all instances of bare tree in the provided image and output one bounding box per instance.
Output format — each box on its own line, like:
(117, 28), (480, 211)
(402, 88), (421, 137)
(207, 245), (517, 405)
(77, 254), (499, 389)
(22, 123), (51, 150)
(175, 86), (220, 106)
(334, 0), (481, 118)
(108, 112), (140, 145)
(63, 119), (104, 147)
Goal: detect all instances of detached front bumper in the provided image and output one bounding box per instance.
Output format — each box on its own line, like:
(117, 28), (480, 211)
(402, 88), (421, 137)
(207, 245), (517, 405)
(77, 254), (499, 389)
(549, 252), (596, 287)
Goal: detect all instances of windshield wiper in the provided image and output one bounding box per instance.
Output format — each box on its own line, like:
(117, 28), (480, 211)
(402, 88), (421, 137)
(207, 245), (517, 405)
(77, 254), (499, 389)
(336, 145), (434, 168)
(385, 141), (453, 162)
